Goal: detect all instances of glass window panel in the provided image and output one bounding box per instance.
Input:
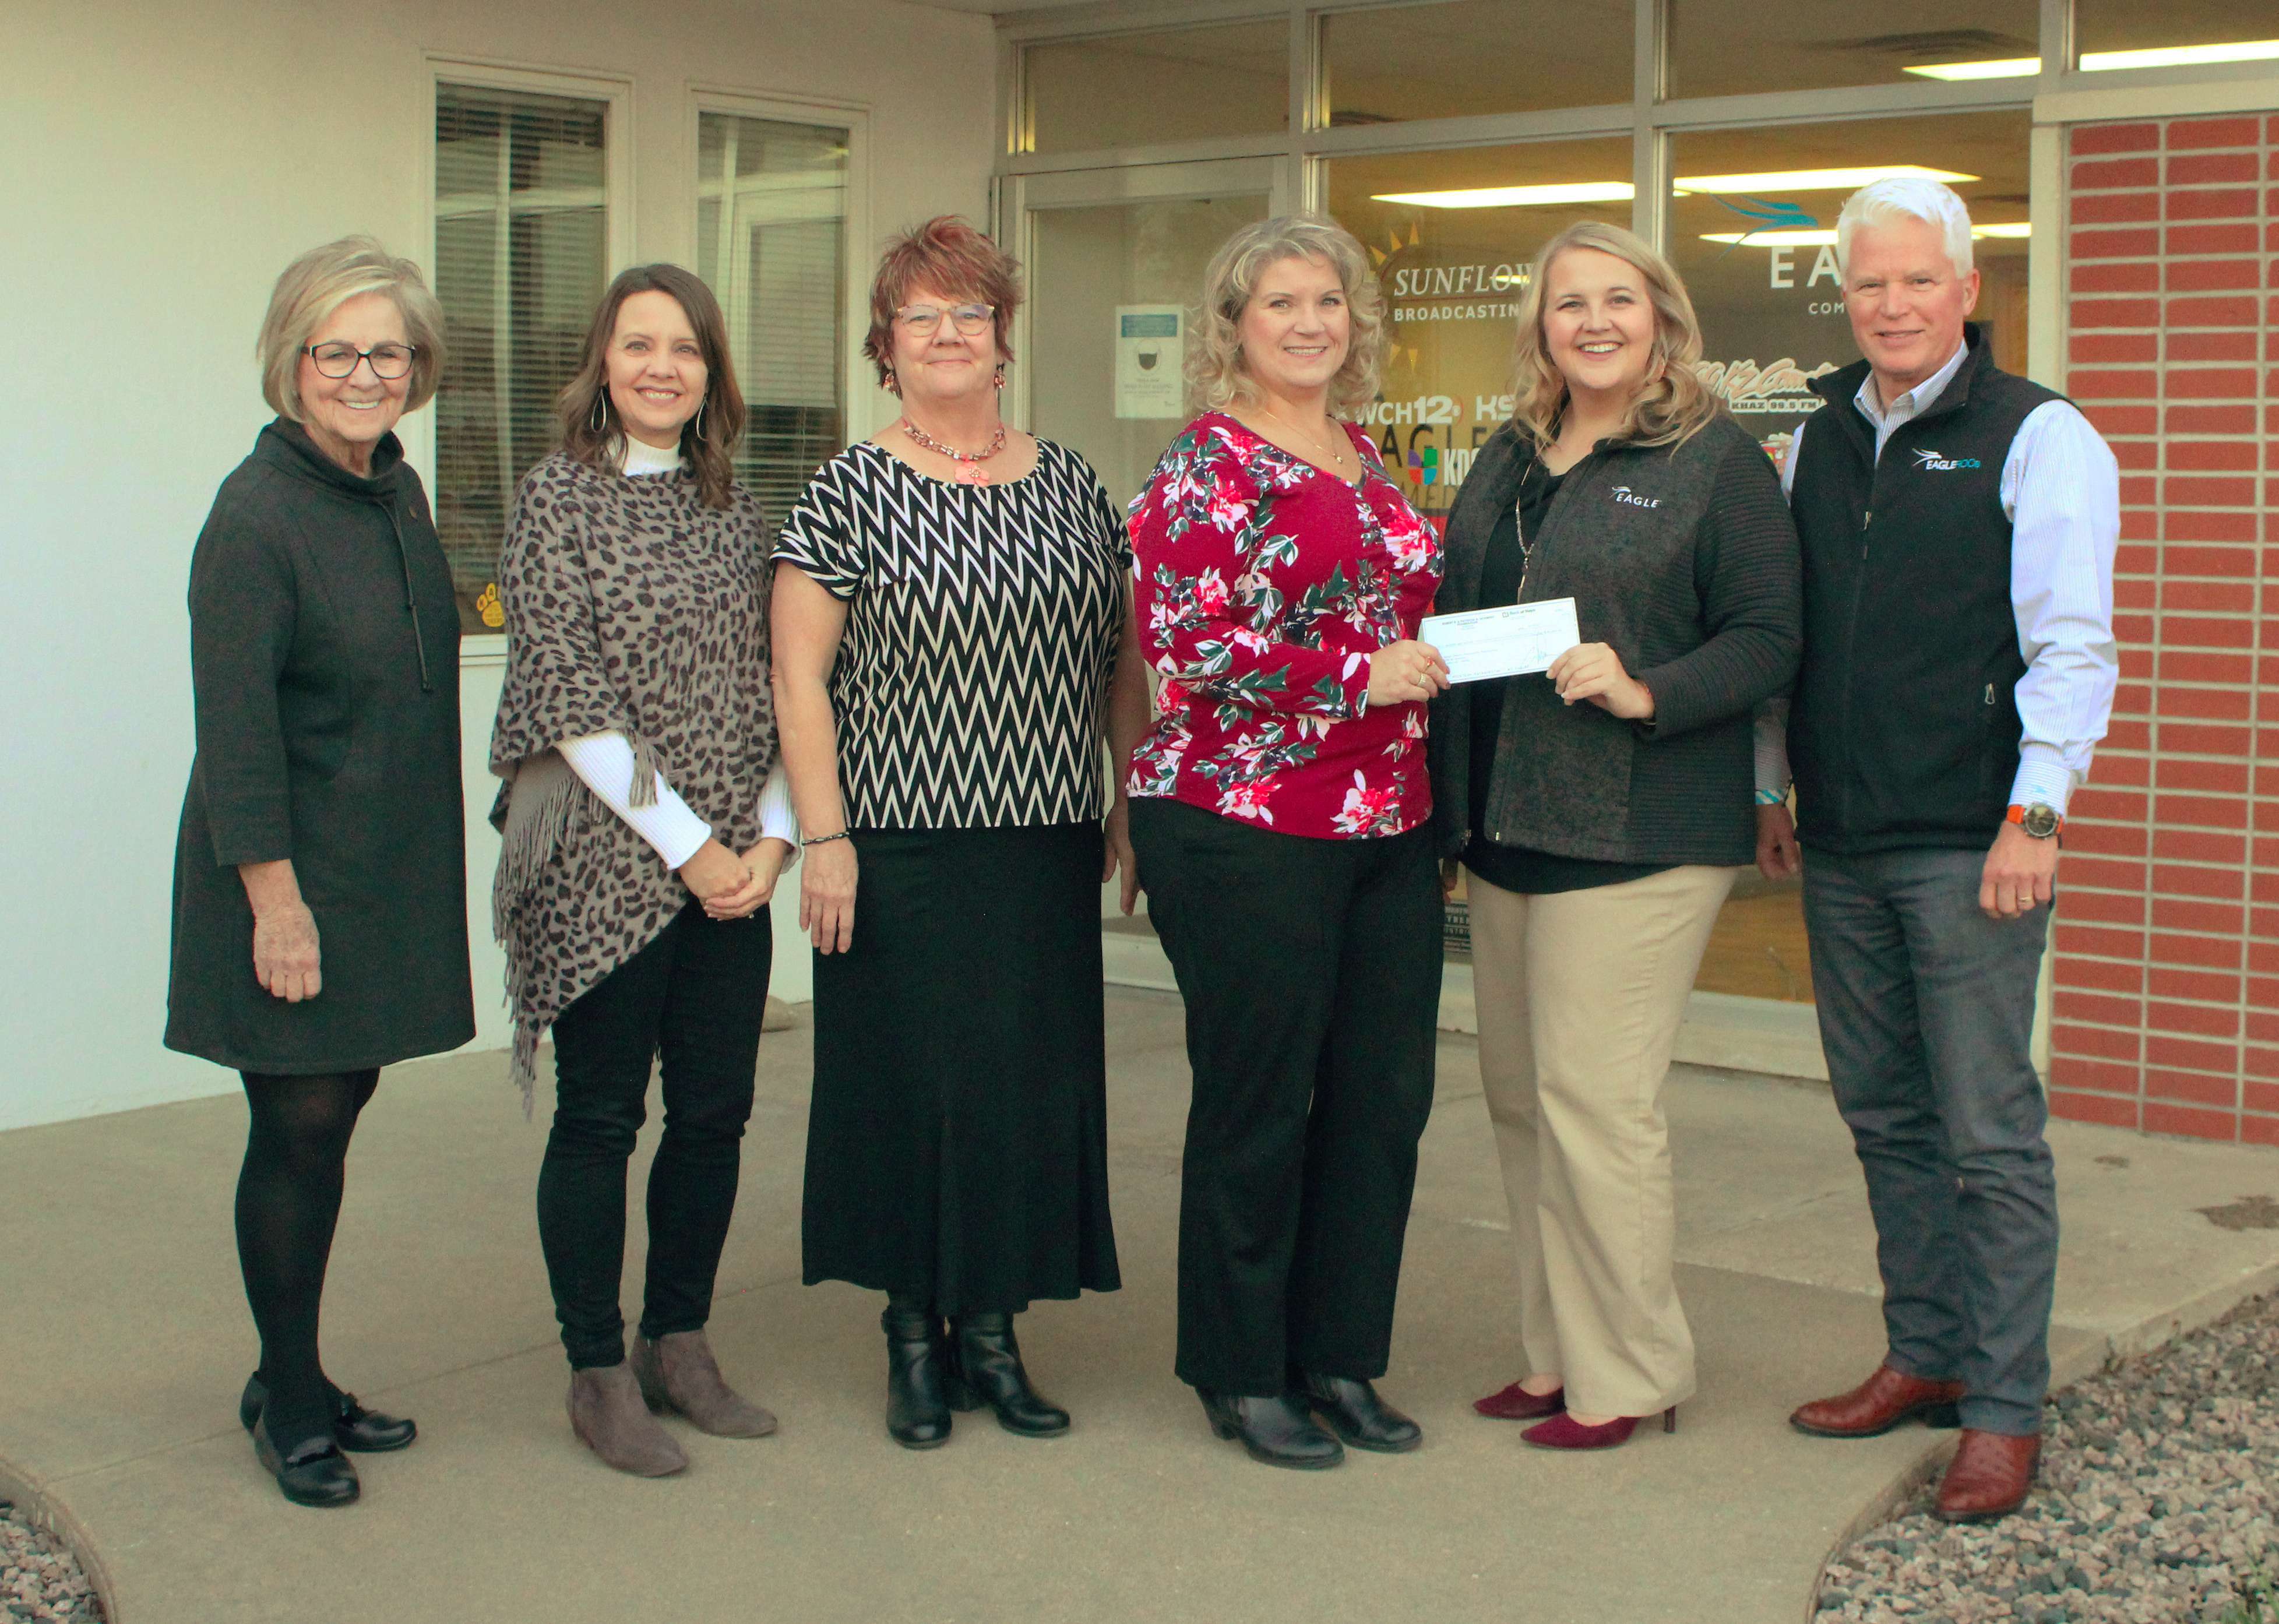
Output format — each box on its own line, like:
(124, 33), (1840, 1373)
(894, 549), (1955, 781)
(1667, 110), (2032, 1002)
(1331, 136), (1630, 967)
(2077, 0), (2279, 68)
(1023, 20), (1289, 153)
(1667, 1), (2040, 100)
(1326, 138), (1635, 523)
(1324, 1), (1632, 125)
(433, 84), (608, 633)
(695, 112), (848, 530)
(1669, 109), (2032, 458)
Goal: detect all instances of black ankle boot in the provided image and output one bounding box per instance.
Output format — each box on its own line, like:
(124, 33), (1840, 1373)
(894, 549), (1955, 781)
(1197, 1389), (1343, 1470)
(1295, 1369), (1422, 1453)
(881, 1296), (952, 1449)
(948, 1312), (1070, 1437)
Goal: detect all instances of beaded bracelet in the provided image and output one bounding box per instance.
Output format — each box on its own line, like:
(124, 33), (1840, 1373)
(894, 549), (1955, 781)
(802, 830), (851, 847)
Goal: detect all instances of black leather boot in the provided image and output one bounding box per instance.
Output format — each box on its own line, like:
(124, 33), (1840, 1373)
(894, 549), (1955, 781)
(882, 1295), (952, 1450)
(1197, 1389), (1343, 1470)
(1295, 1370), (1422, 1453)
(947, 1312), (1070, 1437)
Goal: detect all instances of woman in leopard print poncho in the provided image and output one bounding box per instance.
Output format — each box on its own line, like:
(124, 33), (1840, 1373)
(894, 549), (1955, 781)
(489, 265), (792, 1477)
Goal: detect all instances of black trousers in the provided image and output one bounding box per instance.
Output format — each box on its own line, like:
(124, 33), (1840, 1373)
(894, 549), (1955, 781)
(539, 900), (772, 1370)
(1132, 797), (1443, 1396)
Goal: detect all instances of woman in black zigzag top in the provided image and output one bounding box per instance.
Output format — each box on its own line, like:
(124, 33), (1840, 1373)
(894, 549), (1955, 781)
(773, 217), (1150, 1449)
(491, 265), (798, 1477)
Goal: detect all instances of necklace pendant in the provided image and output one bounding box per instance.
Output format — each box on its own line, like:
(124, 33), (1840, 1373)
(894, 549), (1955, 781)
(957, 462), (990, 487)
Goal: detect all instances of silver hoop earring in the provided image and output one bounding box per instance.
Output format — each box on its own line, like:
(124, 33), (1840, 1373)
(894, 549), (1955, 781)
(589, 392), (608, 432)
(693, 400), (707, 441)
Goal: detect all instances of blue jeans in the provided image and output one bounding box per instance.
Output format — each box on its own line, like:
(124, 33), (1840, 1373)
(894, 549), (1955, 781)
(1803, 845), (2056, 1436)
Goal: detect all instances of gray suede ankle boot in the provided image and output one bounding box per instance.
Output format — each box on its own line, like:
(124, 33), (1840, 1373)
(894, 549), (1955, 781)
(631, 1330), (777, 1438)
(568, 1359), (688, 1477)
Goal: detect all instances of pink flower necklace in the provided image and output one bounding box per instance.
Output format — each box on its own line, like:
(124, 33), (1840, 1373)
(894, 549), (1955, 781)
(899, 415), (1007, 486)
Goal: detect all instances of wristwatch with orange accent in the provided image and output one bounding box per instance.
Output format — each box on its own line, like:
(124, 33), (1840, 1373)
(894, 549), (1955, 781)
(2007, 803), (2062, 839)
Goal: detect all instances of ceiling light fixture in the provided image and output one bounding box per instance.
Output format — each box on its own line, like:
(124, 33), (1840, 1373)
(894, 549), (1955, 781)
(1375, 165), (1976, 210)
(1698, 221), (2029, 246)
(1906, 38), (2279, 79)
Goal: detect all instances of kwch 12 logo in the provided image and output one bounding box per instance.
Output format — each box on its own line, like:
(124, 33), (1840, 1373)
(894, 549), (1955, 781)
(1912, 448), (1983, 471)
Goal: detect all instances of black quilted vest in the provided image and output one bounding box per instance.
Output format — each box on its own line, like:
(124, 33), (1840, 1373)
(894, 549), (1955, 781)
(1787, 327), (2063, 855)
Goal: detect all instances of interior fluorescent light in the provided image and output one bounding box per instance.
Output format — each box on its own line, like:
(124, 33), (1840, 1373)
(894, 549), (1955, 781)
(1675, 165), (1977, 193)
(2085, 39), (2279, 71)
(1371, 182), (1636, 208)
(1376, 165), (1976, 211)
(1906, 39), (2279, 79)
(1699, 222), (2029, 246)
(1905, 57), (2039, 80)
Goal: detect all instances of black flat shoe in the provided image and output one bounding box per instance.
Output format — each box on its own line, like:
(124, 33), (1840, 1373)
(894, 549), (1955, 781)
(240, 1373), (417, 1453)
(251, 1414), (360, 1507)
(1296, 1371), (1422, 1453)
(1198, 1389), (1343, 1470)
(881, 1301), (953, 1449)
(947, 1313), (1070, 1438)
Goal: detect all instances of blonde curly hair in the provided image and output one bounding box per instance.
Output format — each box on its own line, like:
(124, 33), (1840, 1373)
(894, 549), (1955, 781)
(1510, 220), (1719, 450)
(1188, 214), (1386, 418)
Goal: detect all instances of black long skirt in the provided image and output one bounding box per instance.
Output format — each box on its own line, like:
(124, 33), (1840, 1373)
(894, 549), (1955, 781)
(802, 820), (1122, 1314)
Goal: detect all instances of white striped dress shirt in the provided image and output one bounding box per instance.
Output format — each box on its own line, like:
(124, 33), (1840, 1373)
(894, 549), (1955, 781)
(1754, 343), (2121, 817)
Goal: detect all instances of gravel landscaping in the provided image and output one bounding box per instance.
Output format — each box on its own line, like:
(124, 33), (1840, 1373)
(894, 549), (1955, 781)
(1816, 1288), (2279, 1624)
(1, 1502), (102, 1624)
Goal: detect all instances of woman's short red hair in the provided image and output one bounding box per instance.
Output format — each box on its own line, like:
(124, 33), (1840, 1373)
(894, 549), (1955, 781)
(862, 216), (1023, 387)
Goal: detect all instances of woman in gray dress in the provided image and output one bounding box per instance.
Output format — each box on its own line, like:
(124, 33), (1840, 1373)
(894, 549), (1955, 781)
(166, 237), (473, 1509)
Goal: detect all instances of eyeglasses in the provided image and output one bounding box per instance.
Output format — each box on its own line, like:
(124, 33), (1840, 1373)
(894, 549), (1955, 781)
(305, 342), (418, 381)
(894, 303), (994, 337)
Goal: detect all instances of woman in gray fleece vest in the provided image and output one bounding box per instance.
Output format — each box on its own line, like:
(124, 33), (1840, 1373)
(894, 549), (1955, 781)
(1426, 221), (1801, 1451)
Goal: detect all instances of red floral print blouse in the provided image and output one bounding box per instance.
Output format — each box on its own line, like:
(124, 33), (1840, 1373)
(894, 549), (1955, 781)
(1127, 411), (1444, 840)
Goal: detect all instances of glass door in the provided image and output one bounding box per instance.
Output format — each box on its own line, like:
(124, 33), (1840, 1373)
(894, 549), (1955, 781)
(1005, 158), (1291, 510)
(1005, 158), (1288, 936)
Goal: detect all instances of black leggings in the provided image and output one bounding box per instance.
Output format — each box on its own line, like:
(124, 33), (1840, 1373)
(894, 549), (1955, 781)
(539, 901), (771, 1369)
(236, 1068), (379, 1446)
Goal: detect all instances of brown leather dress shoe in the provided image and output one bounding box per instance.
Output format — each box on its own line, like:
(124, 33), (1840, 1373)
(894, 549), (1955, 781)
(1790, 1363), (1964, 1438)
(1934, 1429), (2040, 1523)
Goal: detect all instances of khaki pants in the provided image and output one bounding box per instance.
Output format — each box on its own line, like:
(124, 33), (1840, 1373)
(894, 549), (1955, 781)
(1465, 864), (1739, 1418)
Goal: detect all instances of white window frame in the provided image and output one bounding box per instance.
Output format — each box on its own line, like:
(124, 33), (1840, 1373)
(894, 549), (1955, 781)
(421, 54), (636, 658)
(687, 86), (873, 445)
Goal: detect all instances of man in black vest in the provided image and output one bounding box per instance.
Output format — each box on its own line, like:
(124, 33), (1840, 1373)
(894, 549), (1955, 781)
(1754, 178), (2118, 1523)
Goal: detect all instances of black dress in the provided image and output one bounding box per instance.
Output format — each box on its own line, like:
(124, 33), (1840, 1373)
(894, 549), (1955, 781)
(773, 440), (1124, 1314)
(165, 420), (474, 1075)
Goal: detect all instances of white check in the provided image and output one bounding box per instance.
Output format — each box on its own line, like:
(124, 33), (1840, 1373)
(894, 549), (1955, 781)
(1418, 598), (1582, 684)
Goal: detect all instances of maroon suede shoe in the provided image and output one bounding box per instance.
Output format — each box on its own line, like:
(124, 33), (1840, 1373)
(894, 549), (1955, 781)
(1473, 1379), (1566, 1421)
(1519, 1407), (1676, 1451)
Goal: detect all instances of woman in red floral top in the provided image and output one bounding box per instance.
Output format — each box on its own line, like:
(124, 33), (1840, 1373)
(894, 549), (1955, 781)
(1127, 213), (1448, 1471)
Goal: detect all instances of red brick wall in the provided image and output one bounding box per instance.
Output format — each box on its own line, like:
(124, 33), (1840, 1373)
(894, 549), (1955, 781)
(2052, 114), (2278, 1144)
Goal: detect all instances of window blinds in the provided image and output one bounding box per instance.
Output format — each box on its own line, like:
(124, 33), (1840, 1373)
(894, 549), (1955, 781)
(433, 83), (608, 632)
(696, 112), (848, 528)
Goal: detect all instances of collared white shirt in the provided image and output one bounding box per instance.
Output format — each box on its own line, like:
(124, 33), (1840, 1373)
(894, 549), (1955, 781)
(1755, 344), (2120, 818)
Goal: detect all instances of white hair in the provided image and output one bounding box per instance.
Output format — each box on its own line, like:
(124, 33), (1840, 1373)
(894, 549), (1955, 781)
(1836, 178), (1975, 278)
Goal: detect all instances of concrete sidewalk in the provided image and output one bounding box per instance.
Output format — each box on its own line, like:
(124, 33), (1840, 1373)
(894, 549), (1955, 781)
(5, 987), (2277, 1624)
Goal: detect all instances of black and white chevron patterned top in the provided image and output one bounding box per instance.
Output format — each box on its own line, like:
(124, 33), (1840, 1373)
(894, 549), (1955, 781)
(773, 438), (1128, 830)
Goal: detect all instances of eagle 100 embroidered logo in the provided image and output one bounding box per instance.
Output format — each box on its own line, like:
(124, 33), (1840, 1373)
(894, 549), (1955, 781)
(1609, 485), (1661, 508)
(1912, 448), (1983, 472)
